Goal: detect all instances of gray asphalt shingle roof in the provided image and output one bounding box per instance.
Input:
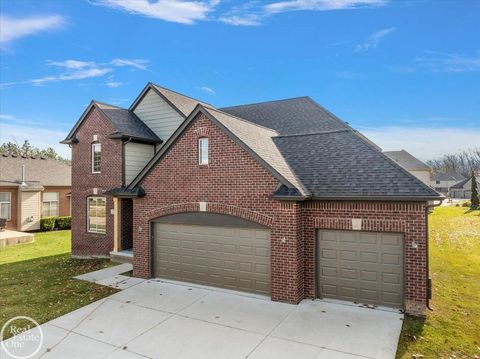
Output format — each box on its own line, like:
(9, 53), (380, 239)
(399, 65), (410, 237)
(221, 97), (349, 135)
(0, 154), (71, 187)
(273, 130), (440, 199)
(383, 150), (430, 170)
(152, 84), (211, 117)
(95, 102), (161, 143)
(431, 172), (466, 182)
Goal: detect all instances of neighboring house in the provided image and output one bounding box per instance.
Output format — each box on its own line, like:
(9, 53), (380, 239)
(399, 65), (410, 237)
(450, 175), (480, 199)
(0, 154), (71, 231)
(384, 150), (431, 186)
(61, 83), (443, 316)
(431, 172), (466, 195)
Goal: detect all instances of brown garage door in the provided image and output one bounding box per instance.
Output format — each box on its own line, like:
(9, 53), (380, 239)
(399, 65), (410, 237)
(153, 213), (271, 295)
(317, 230), (404, 308)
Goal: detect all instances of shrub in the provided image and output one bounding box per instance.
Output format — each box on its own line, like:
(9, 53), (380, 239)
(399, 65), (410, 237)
(462, 201), (471, 207)
(40, 217), (56, 231)
(55, 216), (72, 230)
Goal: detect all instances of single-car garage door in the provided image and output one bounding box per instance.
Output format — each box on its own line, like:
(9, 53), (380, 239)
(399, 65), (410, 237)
(153, 213), (271, 295)
(317, 230), (404, 308)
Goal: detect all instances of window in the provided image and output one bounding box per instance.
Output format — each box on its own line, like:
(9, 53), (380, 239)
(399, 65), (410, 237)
(42, 192), (59, 217)
(198, 138), (208, 165)
(435, 180), (440, 184)
(87, 196), (106, 234)
(0, 192), (11, 220)
(92, 143), (101, 173)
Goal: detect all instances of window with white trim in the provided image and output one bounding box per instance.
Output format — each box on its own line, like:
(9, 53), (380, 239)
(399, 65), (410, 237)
(87, 196), (106, 234)
(42, 192), (59, 217)
(0, 192), (11, 220)
(198, 138), (208, 165)
(92, 143), (101, 173)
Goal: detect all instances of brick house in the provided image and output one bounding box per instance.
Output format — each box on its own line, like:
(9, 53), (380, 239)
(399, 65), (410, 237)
(0, 154), (71, 231)
(62, 83), (443, 316)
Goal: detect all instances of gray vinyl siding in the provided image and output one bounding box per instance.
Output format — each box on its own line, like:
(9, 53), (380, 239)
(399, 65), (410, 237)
(133, 89), (184, 142)
(124, 142), (155, 185)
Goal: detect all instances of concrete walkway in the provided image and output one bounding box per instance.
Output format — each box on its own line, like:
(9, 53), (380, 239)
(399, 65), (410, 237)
(1, 265), (404, 359)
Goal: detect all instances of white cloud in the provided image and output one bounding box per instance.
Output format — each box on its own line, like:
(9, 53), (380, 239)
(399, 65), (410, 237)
(0, 15), (66, 46)
(48, 60), (95, 69)
(1, 67), (112, 88)
(93, 0), (217, 24)
(110, 58), (149, 70)
(361, 126), (480, 161)
(219, 14), (263, 26)
(415, 51), (480, 72)
(0, 123), (70, 158)
(106, 80), (122, 88)
(1, 58), (148, 89)
(264, 0), (386, 14)
(200, 86), (216, 95)
(355, 27), (395, 52)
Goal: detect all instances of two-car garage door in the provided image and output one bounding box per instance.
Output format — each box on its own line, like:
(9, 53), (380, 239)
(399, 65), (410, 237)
(153, 213), (271, 296)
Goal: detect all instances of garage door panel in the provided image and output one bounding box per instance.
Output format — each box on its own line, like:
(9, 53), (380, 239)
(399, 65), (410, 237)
(317, 230), (404, 308)
(154, 221), (271, 296)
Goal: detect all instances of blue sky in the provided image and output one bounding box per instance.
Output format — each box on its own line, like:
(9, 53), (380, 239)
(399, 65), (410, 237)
(0, 0), (479, 160)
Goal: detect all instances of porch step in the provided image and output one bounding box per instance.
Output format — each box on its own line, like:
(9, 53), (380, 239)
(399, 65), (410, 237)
(110, 249), (133, 264)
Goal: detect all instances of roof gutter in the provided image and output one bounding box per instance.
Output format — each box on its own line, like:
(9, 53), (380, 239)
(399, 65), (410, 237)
(108, 133), (162, 145)
(272, 194), (312, 201)
(273, 194), (446, 202)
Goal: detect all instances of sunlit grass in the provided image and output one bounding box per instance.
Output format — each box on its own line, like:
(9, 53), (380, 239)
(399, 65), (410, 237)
(397, 207), (480, 358)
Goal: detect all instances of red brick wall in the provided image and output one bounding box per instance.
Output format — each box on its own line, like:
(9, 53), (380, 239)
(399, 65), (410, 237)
(42, 186), (71, 217)
(70, 107), (123, 257)
(131, 111), (429, 315)
(1, 187), (18, 230)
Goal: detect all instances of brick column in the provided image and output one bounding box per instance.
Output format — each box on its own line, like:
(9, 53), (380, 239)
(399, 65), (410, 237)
(271, 202), (304, 304)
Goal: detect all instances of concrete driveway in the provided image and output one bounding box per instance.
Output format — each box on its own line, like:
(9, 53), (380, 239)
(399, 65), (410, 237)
(1, 267), (403, 359)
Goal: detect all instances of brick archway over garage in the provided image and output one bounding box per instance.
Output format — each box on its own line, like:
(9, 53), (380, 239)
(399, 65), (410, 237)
(145, 202), (274, 228)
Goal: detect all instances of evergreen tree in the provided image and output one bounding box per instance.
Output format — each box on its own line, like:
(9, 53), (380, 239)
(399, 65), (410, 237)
(471, 171), (479, 210)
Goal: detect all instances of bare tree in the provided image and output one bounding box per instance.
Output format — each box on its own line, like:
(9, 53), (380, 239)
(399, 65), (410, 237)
(427, 148), (480, 175)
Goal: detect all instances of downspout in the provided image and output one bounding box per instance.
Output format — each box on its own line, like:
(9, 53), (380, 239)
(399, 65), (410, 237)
(425, 200), (443, 311)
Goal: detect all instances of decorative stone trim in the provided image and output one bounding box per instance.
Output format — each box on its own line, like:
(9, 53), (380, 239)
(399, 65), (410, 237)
(194, 126), (210, 137)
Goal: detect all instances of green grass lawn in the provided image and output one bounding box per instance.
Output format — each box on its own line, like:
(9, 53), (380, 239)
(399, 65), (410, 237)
(397, 206), (480, 358)
(0, 230), (118, 340)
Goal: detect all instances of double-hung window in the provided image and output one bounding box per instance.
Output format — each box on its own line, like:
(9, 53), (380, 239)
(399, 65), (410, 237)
(198, 138), (209, 165)
(0, 192), (11, 220)
(42, 192), (59, 217)
(87, 196), (106, 234)
(92, 143), (101, 173)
